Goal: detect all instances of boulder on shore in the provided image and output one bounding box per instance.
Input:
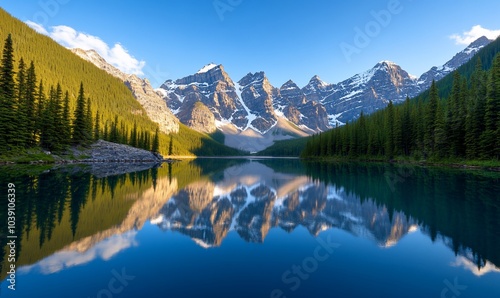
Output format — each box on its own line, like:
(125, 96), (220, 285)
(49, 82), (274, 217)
(84, 140), (163, 163)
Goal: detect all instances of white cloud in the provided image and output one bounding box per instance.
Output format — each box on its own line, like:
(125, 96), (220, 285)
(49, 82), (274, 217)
(450, 25), (500, 45)
(25, 21), (145, 75)
(25, 20), (49, 35)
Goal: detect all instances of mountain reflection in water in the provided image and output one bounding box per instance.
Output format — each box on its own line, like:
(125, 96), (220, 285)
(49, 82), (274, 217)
(1, 159), (499, 287)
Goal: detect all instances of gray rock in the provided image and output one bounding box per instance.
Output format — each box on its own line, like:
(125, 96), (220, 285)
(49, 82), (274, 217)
(89, 140), (163, 162)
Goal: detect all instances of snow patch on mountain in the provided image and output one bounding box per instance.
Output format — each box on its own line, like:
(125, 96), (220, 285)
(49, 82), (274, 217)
(197, 63), (218, 74)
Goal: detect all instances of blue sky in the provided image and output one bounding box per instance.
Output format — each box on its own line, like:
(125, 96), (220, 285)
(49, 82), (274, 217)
(2, 0), (500, 87)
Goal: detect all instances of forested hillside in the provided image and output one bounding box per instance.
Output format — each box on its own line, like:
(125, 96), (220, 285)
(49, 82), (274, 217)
(0, 9), (241, 157)
(302, 52), (500, 162)
(417, 37), (500, 101)
(261, 37), (500, 161)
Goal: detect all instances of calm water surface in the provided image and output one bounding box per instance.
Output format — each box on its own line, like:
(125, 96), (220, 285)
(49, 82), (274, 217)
(1, 159), (499, 298)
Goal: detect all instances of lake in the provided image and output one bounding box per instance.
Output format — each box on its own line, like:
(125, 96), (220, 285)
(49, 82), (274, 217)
(1, 159), (499, 298)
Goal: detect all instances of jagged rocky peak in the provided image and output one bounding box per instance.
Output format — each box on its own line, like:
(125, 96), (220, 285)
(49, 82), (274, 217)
(159, 79), (175, 89)
(374, 61), (411, 78)
(302, 75), (333, 105)
(273, 79), (330, 132)
(160, 62), (245, 130)
(467, 36), (492, 51)
(303, 75), (330, 93)
(281, 79), (300, 90)
(176, 63), (230, 86)
(374, 60), (417, 87)
(277, 80), (304, 105)
(197, 63), (219, 74)
(310, 74), (325, 84)
(417, 36), (493, 90)
(377, 60), (396, 66)
(317, 60), (420, 125)
(72, 48), (106, 65)
(238, 71), (266, 86)
(237, 71), (278, 133)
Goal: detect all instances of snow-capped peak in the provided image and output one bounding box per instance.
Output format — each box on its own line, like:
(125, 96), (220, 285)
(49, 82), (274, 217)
(375, 61), (402, 71)
(378, 60), (396, 66)
(463, 36), (492, 55)
(197, 63), (219, 74)
(416, 36), (493, 89)
(309, 75), (328, 87)
(281, 79), (299, 90)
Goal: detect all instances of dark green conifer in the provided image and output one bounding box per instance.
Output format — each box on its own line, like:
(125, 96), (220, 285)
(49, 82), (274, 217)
(0, 34), (16, 148)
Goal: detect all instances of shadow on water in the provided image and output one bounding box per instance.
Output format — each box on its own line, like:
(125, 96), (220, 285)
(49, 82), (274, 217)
(302, 161), (500, 268)
(0, 161), (196, 280)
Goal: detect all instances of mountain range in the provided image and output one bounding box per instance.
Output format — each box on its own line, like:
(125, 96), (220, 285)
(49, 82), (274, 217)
(72, 36), (493, 152)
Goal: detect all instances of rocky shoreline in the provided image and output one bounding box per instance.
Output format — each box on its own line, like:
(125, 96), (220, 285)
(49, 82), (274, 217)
(75, 140), (164, 163)
(0, 140), (165, 165)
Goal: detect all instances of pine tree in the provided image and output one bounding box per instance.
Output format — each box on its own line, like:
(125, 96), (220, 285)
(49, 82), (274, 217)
(446, 72), (467, 157)
(348, 120), (356, 156)
(481, 54), (500, 159)
(16, 58), (26, 99)
(0, 34), (16, 149)
(0, 34), (15, 98)
(152, 127), (160, 153)
(357, 111), (367, 156)
(137, 131), (144, 149)
(61, 91), (71, 147)
(401, 97), (412, 155)
(120, 121), (128, 144)
(434, 100), (447, 157)
(393, 108), (402, 156)
(130, 122), (138, 147)
(109, 116), (119, 143)
(168, 134), (173, 156)
(385, 101), (395, 158)
(458, 78), (468, 156)
(464, 92), (476, 159)
(25, 61), (37, 146)
(413, 98), (425, 154)
(466, 58), (487, 159)
(144, 131), (151, 150)
(14, 57), (28, 147)
(41, 84), (64, 151)
(94, 110), (100, 141)
(52, 84), (65, 150)
(86, 97), (93, 141)
(40, 86), (55, 150)
(425, 81), (439, 155)
(72, 82), (90, 145)
(103, 122), (108, 141)
(326, 131), (333, 156)
(35, 80), (46, 144)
